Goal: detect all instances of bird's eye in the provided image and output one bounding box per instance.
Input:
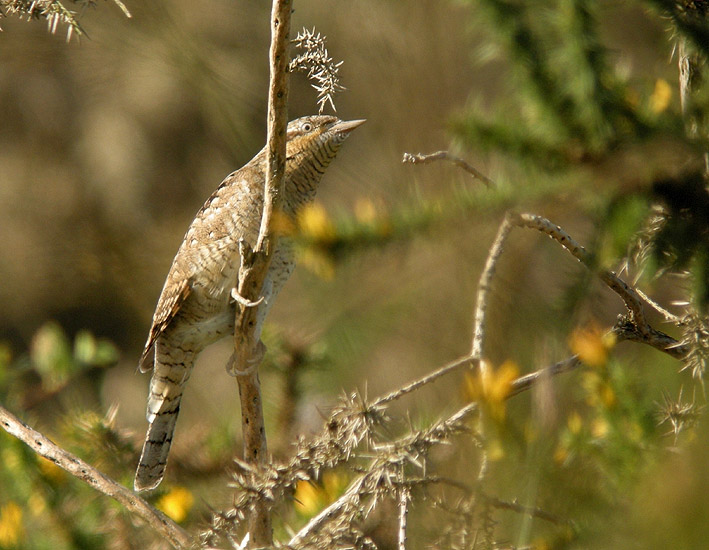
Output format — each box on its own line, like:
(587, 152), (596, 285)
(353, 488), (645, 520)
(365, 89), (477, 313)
(302, 123), (313, 132)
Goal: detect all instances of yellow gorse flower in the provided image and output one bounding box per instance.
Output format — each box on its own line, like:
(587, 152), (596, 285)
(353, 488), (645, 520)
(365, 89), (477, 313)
(297, 202), (336, 242)
(569, 323), (614, 368)
(156, 486), (194, 523)
(464, 359), (519, 422)
(649, 78), (672, 114)
(0, 502), (23, 546)
(294, 480), (322, 517)
(294, 472), (348, 518)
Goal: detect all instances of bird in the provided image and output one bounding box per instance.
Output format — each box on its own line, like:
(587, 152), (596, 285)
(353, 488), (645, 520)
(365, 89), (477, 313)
(134, 115), (365, 492)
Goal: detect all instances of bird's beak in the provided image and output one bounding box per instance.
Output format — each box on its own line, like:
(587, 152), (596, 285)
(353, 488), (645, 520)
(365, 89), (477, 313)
(331, 119), (366, 134)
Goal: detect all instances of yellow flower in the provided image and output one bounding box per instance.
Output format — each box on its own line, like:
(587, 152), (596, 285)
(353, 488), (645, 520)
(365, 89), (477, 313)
(553, 444), (569, 465)
(600, 383), (616, 408)
(0, 502), (23, 546)
(591, 417), (609, 439)
(297, 202), (336, 242)
(295, 472), (347, 518)
(649, 78), (672, 113)
(38, 456), (66, 484)
(294, 480), (323, 517)
(567, 411), (583, 435)
(156, 487), (193, 523)
(569, 324), (613, 368)
(464, 360), (519, 422)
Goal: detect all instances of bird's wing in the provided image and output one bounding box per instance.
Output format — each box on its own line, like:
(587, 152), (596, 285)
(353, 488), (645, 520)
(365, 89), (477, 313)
(138, 166), (259, 373)
(138, 277), (191, 373)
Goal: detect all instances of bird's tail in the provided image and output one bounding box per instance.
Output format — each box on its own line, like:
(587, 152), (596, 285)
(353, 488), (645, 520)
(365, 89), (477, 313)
(134, 344), (194, 492)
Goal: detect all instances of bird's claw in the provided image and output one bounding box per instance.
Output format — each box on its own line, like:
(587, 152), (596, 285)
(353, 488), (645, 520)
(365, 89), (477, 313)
(225, 340), (267, 377)
(231, 287), (264, 308)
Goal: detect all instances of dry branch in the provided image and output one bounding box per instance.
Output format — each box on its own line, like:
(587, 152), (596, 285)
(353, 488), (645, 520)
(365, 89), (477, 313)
(0, 404), (194, 550)
(402, 151), (495, 187)
(398, 488), (410, 550)
(230, 0), (292, 546)
(471, 211), (514, 362)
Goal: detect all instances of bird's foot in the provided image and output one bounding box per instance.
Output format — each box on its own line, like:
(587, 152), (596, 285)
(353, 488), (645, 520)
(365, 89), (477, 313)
(231, 286), (264, 308)
(225, 340), (267, 377)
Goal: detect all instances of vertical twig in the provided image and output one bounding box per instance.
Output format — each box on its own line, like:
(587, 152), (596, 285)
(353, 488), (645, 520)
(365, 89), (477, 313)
(678, 37), (708, 175)
(470, 214), (515, 486)
(232, 0), (292, 546)
(471, 213), (515, 365)
(398, 488), (410, 550)
(0, 404), (195, 550)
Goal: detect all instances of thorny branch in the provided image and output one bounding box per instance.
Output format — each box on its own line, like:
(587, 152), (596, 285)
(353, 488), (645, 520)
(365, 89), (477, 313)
(288, 403), (479, 547)
(0, 404), (194, 550)
(204, 199), (700, 544)
(6, 158), (694, 549)
(290, 27), (345, 113)
(267, 202), (699, 546)
(0, 0), (131, 41)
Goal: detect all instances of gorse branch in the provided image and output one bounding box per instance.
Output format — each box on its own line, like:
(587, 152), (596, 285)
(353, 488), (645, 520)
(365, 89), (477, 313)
(0, 403), (194, 549)
(0, 0), (131, 41)
(290, 27), (345, 113)
(206, 201), (704, 547)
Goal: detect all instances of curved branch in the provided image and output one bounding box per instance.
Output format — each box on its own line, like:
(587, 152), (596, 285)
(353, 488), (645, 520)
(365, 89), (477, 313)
(0, 404), (194, 550)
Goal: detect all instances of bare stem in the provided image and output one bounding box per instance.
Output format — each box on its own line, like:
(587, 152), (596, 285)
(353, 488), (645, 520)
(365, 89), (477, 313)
(472, 212), (515, 362)
(402, 151), (495, 188)
(678, 38), (709, 175)
(509, 212), (652, 334)
(0, 404), (194, 550)
(398, 488), (410, 550)
(375, 355), (475, 406)
(231, 0), (292, 546)
(485, 495), (566, 525)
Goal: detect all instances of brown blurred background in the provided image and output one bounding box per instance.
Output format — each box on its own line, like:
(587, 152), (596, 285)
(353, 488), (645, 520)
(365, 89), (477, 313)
(2, 2), (697, 541)
(0, 0), (678, 432)
(0, 0), (498, 430)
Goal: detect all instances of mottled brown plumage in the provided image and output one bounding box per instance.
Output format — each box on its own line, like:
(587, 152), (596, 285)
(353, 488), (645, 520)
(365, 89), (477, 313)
(134, 115), (364, 492)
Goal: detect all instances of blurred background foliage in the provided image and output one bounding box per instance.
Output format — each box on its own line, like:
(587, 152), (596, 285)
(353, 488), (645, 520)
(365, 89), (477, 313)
(1, 0), (709, 549)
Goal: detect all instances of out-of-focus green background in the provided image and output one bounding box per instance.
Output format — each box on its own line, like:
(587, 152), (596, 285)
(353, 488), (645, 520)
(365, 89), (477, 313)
(1, 1), (708, 549)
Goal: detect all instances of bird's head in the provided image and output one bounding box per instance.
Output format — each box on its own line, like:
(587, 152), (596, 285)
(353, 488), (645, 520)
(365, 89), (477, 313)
(285, 115), (366, 161)
(278, 115), (365, 211)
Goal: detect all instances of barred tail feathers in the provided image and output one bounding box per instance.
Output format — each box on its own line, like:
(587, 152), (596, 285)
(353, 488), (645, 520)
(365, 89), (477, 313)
(134, 342), (194, 492)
